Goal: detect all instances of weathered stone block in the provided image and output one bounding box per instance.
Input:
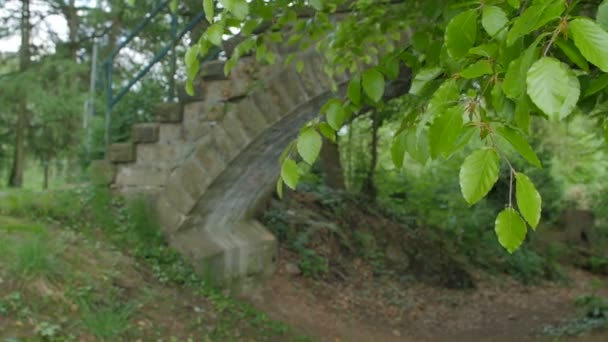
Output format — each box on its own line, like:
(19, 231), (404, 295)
(156, 196), (185, 233)
(211, 125), (240, 163)
(195, 138), (226, 179)
(299, 53), (332, 98)
(88, 159), (115, 185)
(179, 158), (212, 200)
(163, 172), (196, 215)
(185, 101), (228, 122)
(200, 79), (251, 103)
(250, 89), (282, 124)
(132, 123), (159, 143)
(234, 97), (269, 138)
(158, 124), (184, 143)
(136, 144), (188, 167)
(221, 109), (252, 151)
(168, 220), (277, 293)
(155, 102), (183, 123)
(107, 143), (135, 163)
(201, 60), (226, 80)
(266, 74), (297, 115)
(114, 165), (168, 188)
(276, 69), (308, 109)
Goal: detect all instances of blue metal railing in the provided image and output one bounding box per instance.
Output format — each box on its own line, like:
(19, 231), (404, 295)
(99, 1), (208, 147)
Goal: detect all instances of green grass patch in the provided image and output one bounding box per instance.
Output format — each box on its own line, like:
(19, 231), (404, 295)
(0, 220), (63, 281)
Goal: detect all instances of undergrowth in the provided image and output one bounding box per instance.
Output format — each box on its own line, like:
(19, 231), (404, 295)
(0, 186), (301, 341)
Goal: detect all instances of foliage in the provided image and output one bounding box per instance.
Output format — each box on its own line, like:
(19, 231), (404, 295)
(183, 0), (608, 252)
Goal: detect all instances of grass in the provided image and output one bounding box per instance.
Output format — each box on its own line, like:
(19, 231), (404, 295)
(0, 186), (304, 341)
(0, 217), (62, 280)
(79, 301), (134, 340)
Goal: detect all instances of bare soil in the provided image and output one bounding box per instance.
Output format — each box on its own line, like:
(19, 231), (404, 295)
(248, 256), (608, 342)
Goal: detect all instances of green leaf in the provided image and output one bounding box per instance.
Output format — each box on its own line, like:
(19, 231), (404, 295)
(219, 0), (248, 19)
(469, 43), (498, 58)
(169, 0), (178, 13)
(281, 159), (299, 190)
(507, 0), (520, 9)
(318, 122), (336, 143)
(297, 128), (322, 165)
(460, 60), (493, 79)
(496, 126), (542, 168)
(555, 39), (589, 72)
(516, 173), (542, 229)
(347, 77), (361, 106)
(309, 0), (324, 11)
(584, 73), (608, 98)
(429, 106), (464, 159)
(276, 176), (284, 199)
(570, 18), (608, 72)
(410, 67), (442, 95)
(503, 43), (538, 99)
(204, 0), (214, 23)
(482, 6), (508, 38)
(406, 128), (429, 165)
(185, 79), (195, 96)
(598, 0), (608, 31)
(526, 57), (580, 120)
(326, 102), (346, 130)
(445, 9), (478, 59)
(514, 96), (531, 131)
(506, 1), (565, 46)
(391, 131), (407, 168)
(185, 45), (198, 68)
(362, 69), (385, 102)
(495, 208), (527, 253)
(428, 79), (460, 117)
(491, 82), (506, 113)
(206, 23), (224, 46)
(459, 148), (500, 205)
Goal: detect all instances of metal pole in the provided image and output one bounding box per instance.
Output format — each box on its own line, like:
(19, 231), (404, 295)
(86, 40), (99, 156)
(169, 11), (177, 102)
(105, 62), (113, 150)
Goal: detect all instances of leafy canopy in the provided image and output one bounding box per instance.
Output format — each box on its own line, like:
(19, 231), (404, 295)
(180, 0), (608, 253)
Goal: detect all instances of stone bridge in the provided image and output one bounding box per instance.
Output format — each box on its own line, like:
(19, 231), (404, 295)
(93, 46), (352, 291)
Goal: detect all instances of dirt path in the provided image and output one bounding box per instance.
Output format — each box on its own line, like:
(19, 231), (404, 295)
(246, 262), (608, 341)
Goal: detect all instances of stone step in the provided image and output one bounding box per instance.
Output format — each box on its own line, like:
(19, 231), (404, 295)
(131, 123), (159, 144)
(155, 102), (183, 123)
(107, 142), (135, 163)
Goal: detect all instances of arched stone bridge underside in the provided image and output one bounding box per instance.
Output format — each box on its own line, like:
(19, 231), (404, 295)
(95, 47), (408, 292)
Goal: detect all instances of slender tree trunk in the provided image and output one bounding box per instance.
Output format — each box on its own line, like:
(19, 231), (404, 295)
(319, 135), (345, 190)
(42, 159), (50, 189)
(67, 0), (79, 61)
(9, 0), (31, 188)
(362, 111), (379, 200)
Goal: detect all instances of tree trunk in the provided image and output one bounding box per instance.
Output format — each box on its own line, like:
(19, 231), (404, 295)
(43, 159), (50, 189)
(362, 111), (379, 200)
(319, 135), (345, 190)
(9, 0), (31, 188)
(67, 0), (79, 61)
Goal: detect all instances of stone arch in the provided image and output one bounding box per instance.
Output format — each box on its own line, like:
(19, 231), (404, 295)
(102, 49), (348, 291)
